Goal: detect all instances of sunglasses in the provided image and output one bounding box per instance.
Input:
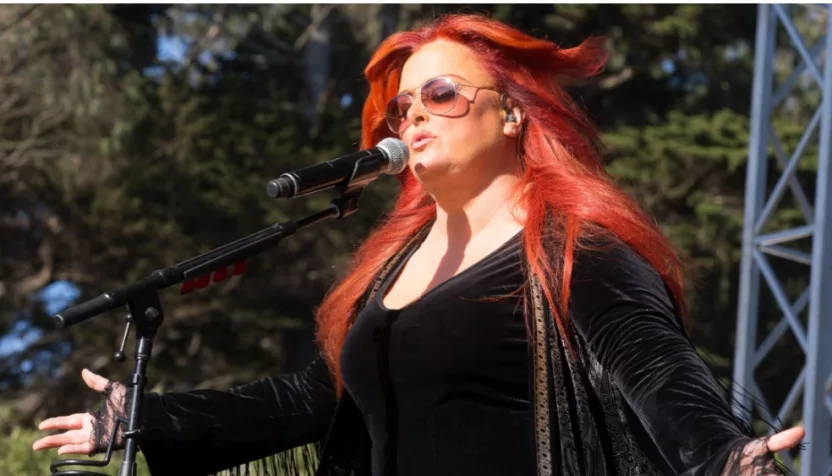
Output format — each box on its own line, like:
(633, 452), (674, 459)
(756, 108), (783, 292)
(385, 76), (502, 135)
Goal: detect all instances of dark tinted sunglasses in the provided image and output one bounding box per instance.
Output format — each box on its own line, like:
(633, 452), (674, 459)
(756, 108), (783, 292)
(385, 76), (501, 135)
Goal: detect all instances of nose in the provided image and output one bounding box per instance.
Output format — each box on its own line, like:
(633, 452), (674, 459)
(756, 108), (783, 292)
(405, 95), (429, 128)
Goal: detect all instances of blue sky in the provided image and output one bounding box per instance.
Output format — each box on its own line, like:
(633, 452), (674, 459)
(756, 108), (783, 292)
(158, 35), (187, 62)
(0, 280), (79, 357)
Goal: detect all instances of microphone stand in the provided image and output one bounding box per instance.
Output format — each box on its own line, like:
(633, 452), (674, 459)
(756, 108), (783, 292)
(49, 179), (367, 476)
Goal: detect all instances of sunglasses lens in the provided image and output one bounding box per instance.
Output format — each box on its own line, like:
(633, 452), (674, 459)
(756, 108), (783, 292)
(421, 78), (457, 114)
(385, 95), (412, 134)
(384, 77), (460, 134)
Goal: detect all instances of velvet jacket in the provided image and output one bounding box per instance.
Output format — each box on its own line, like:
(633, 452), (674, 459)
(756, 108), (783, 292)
(135, 224), (782, 476)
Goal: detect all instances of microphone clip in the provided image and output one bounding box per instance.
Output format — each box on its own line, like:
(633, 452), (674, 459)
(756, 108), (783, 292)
(328, 155), (372, 219)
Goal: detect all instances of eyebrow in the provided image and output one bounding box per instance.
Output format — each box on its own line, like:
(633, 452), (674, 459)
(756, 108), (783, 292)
(397, 74), (469, 95)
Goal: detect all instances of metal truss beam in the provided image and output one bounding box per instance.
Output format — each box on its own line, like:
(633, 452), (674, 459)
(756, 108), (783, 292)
(733, 4), (832, 476)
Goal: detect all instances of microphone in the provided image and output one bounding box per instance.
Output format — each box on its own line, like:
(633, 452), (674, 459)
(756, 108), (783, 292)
(267, 138), (409, 199)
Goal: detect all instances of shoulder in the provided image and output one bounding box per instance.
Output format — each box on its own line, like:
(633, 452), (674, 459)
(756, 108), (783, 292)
(570, 232), (666, 291)
(566, 230), (683, 332)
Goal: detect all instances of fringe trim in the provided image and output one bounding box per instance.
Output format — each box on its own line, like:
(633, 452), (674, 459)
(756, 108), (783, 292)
(211, 441), (322, 476)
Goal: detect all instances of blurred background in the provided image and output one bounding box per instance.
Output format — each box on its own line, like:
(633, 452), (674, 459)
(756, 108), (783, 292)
(0, 3), (826, 474)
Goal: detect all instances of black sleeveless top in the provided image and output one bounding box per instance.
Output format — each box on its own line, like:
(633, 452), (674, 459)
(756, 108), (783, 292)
(340, 232), (533, 476)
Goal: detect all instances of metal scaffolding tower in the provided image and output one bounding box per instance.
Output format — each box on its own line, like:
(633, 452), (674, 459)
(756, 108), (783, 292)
(733, 4), (832, 476)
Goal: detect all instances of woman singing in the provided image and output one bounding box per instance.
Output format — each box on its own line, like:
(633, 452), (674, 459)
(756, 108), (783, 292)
(33, 13), (803, 476)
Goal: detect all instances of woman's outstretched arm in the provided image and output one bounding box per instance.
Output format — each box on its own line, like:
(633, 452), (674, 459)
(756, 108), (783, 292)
(568, 240), (803, 476)
(34, 354), (338, 476)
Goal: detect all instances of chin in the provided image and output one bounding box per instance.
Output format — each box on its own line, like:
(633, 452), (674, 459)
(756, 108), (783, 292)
(410, 151), (444, 176)
(410, 161), (460, 193)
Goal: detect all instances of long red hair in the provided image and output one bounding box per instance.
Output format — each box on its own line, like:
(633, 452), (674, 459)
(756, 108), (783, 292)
(316, 13), (687, 391)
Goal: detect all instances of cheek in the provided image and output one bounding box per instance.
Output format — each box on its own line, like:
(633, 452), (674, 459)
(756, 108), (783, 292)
(444, 108), (499, 147)
(433, 120), (477, 155)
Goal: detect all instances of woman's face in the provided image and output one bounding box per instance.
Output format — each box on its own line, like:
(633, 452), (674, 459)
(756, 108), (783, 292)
(389, 40), (522, 194)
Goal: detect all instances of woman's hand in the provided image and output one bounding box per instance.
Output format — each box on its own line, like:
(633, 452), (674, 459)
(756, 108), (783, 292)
(766, 426), (805, 453)
(32, 369), (130, 456)
(723, 426), (805, 475)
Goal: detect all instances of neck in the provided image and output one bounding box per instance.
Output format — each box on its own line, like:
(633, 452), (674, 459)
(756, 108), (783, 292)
(431, 171), (524, 245)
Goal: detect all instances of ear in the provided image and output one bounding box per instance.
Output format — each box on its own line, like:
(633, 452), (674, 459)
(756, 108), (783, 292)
(500, 94), (525, 138)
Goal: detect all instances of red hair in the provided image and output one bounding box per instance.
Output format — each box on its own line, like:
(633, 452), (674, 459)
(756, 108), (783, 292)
(316, 13), (687, 391)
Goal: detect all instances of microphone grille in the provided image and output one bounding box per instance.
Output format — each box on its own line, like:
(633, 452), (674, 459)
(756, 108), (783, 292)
(377, 138), (409, 174)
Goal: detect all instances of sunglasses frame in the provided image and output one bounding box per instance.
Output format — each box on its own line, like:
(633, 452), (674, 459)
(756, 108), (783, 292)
(385, 76), (502, 135)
